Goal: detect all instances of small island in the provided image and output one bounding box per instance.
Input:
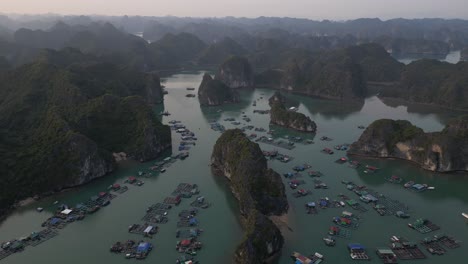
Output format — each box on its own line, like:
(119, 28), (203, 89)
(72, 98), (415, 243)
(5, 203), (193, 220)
(211, 129), (288, 263)
(198, 73), (240, 106)
(215, 55), (254, 88)
(348, 117), (468, 172)
(269, 92), (317, 132)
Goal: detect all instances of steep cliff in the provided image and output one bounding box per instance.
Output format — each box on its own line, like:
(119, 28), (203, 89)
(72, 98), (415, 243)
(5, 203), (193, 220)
(269, 92), (317, 133)
(461, 48), (468, 61)
(215, 56), (254, 88)
(254, 44), (404, 101)
(378, 60), (468, 111)
(0, 60), (171, 217)
(198, 73), (239, 106)
(348, 118), (468, 172)
(211, 129), (288, 263)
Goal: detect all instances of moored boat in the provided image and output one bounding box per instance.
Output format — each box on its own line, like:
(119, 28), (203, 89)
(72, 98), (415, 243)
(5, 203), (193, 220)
(404, 181), (414, 188)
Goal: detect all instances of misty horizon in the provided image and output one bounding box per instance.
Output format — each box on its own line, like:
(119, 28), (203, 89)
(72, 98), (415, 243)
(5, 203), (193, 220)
(2, 0), (468, 20)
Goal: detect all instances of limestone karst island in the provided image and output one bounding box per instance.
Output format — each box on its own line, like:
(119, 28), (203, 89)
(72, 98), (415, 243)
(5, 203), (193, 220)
(1, 1), (468, 263)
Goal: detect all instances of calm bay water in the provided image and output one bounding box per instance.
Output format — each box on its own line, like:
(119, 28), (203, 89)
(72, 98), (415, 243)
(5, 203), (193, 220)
(0, 72), (467, 264)
(395, 50), (461, 65)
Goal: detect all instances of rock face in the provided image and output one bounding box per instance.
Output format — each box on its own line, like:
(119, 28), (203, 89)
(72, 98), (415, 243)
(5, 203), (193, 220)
(0, 57), (171, 217)
(198, 73), (239, 106)
(269, 92), (317, 133)
(215, 56), (254, 88)
(378, 60), (468, 111)
(348, 118), (468, 172)
(211, 129), (288, 263)
(254, 44), (402, 101)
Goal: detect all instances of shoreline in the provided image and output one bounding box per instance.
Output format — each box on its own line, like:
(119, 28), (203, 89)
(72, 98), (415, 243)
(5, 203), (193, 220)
(378, 96), (468, 113)
(347, 152), (468, 174)
(0, 158), (141, 224)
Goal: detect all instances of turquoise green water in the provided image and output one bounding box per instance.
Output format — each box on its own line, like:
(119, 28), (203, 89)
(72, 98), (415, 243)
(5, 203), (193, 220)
(1, 71), (467, 264)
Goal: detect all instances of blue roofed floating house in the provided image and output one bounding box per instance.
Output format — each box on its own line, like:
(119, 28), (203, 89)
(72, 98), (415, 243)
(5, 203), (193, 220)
(136, 242), (152, 254)
(412, 184), (426, 192)
(189, 218), (198, 226)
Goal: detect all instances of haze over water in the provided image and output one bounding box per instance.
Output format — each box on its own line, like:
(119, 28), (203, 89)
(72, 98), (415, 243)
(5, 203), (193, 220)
(1, 72), (466, 263)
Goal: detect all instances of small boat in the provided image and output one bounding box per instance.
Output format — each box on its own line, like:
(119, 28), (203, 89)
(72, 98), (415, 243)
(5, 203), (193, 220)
(160, 168), (166, 173)
(404, 181), (414, 188)
(53, 201), (59, 205)
(36, 207), (44, 212)
(462, 213), (468, 220)
(427, 186), (435, 190)
(323, 236), (336, 246)
(163, 211), (168, 216)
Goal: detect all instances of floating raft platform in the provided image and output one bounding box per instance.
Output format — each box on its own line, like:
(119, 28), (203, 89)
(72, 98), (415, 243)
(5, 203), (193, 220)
(409, 219), (440, 233)
(24, 229), (58, 247)
(376, 248), (398, 264)
(176, 228), (203, 239)
(141, 212), (168, 224)
(177, 217), (199, 228)
(436, 234), (460, 249)
(329, 226), (352, 239)
(257, 138), (296, 150)
(128, 223), (158, 237)
(164, 196), (182, 205)
(0, 228), (59, 261)
(112, 185), (129, 194)
(110, 240), (153, 259)
(421, 238), (446, 255)
(189, 196), (211, 209)
(292, 189), (312, 198)
(391, 241), (426, 260)
(178, 208), (198, 218)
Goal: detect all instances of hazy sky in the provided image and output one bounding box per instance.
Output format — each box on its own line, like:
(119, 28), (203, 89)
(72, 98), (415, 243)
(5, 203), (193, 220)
(2, 0), (468, 19)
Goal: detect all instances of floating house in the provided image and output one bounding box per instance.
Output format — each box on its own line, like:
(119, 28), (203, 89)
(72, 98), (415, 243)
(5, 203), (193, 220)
(348, 243), (370, 260)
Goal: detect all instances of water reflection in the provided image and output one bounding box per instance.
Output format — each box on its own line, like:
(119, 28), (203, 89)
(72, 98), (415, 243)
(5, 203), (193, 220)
(351, 157), (468, 203)
(199, 88), (255, 122)
(379, 97), (461, 126)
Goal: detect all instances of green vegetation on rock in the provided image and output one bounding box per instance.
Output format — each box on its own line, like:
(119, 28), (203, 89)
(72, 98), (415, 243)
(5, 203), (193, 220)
(215, 56), (253, 88)
(198, 73), (239, 106)
(0, 52), (171, 217)
(379, 60), (468, 110)
(197, 37), (247, 65)
(211, 129), (288, 263)
(269, 92), (317, 133)
(348, 118), (468, 172)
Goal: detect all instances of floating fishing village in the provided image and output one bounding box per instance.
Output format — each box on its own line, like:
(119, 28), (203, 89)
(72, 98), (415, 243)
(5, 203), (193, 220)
(1, 72), (467, 264)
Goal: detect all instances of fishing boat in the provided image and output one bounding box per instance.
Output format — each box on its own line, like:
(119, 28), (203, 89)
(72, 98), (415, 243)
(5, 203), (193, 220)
(36, 207), (44, 212)
(462, 213), (468, 220)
